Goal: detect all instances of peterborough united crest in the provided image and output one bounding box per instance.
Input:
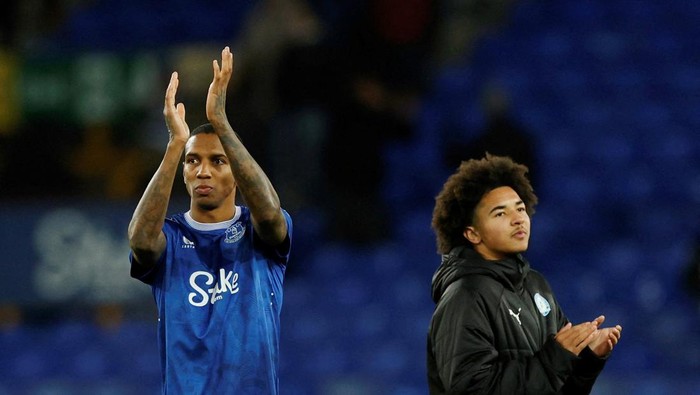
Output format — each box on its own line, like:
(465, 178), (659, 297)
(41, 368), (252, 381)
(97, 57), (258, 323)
(224, 223), (245, 244)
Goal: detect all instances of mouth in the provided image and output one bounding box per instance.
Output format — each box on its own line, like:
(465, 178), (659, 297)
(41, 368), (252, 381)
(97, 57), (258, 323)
(512, 229), (528, 239)
(194, 185), (213, 195)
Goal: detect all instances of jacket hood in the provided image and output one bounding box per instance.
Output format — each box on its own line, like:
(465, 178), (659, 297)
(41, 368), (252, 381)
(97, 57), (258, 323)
(431, 246), (530, 303)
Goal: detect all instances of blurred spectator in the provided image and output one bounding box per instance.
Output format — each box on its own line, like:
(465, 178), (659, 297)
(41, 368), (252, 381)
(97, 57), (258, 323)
(269, 42), (333, 213)
(345, 0), (436, 96)
(323, 69), (413, 244)
(1, 120), (81, 199)
(0, 0), (71, 50)
(0, 303), (22, 330)
(231, 0), (324, 212)
(232, 0), (323, 121)
(317, 0), (435, 244)
(444, 82), (539, 187)
(0, 2), (16, 47)
(69, 123), (151, 199)
(432, 0), (516, 66)
(94, 303), (125, 331)
(684, 235), (700, 304)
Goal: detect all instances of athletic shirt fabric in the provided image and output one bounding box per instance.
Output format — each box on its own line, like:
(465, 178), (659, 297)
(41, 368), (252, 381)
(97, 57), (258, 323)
(130, 206), (293, 394)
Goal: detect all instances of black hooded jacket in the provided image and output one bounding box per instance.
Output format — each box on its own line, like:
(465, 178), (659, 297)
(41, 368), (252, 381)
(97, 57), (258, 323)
(427, 246), (606, 394)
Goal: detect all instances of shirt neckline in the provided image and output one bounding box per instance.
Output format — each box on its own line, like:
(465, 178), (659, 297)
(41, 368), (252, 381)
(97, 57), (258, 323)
(184, 206), (241, 231)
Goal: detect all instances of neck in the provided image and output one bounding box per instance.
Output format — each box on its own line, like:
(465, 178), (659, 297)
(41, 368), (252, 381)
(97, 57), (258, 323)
(189, 199), (236, 223)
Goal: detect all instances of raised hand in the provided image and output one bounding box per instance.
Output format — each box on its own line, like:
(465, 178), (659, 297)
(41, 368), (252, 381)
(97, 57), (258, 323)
(554, 319), (599, 356)
(587, 315), (622, 357)
(206, 46), (234, 128)
(163, 71), (189, 144)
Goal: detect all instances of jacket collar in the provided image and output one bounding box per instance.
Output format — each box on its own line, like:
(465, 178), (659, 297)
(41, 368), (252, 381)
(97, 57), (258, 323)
(431, 246), (530, 303)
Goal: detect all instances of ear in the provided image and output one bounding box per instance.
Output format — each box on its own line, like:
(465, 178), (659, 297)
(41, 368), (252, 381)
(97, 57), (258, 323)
(464, 226), (481, 245)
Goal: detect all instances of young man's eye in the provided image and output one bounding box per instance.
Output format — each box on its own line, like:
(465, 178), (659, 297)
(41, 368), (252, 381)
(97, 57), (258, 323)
(495, 212), (505, 217)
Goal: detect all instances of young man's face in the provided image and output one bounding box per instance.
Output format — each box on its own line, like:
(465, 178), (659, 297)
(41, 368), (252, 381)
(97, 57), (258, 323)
(183, 133), (236, 211)
(464, 186), (530, 261)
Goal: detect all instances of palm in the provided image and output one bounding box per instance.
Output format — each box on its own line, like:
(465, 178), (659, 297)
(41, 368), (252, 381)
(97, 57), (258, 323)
(206, 47), (234, 126)
(163, 72), (189, 142)
(589, 326), (622, 357)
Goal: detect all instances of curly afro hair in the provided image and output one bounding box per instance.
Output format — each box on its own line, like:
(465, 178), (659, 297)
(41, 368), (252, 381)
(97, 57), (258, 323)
(431, 154), (538, 254)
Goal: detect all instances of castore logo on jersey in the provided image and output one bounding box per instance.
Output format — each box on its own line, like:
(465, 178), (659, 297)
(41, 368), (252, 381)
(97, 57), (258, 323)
(182, 236), (195, 249)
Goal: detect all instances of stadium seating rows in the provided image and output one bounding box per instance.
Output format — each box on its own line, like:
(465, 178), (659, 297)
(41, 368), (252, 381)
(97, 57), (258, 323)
(2, 0), (700, 394)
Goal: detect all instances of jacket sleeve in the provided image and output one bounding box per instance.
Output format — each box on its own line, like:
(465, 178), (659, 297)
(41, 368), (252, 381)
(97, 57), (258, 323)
(429, 283), (580, 394)
(558, 347), (607, 394)
(556, 305), (607, 395)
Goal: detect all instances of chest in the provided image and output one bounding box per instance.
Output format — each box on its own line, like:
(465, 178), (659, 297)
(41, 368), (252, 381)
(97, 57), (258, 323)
(161, 228), (266, 313)
(494, 288), (558, 354)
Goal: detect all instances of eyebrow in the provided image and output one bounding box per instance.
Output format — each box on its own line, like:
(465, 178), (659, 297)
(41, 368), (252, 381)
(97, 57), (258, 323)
(488, 200), (524, 215)
(184, 152), (227, 159)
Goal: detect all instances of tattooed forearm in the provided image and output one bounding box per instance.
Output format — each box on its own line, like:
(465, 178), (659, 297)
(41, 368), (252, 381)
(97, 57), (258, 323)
(128, 140), (185, 263)
(206, 46), (286, 244)
(217, 127), (286, 244)
(219, 130), (280, 211)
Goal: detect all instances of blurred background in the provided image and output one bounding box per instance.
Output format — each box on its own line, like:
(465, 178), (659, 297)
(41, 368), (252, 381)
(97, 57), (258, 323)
(1, 0), (699, 394)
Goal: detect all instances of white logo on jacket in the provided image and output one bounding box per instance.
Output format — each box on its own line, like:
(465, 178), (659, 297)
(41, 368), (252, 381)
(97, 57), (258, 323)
(534, 293), (551, 316)
(508, 307), (522, 326)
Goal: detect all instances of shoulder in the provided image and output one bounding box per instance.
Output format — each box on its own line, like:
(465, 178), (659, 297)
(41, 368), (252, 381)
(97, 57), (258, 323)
(162, 213), (190, 234)
(431, 276), (503, 338)
(239, 205), (293, 239)
(240, 205), (293, 222)
(454, 274), (505, 296)
(525, 268), (555, 291)
(438, 275), (505, 312)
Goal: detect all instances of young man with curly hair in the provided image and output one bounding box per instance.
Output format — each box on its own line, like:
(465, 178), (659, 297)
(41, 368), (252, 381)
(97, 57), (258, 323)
(427, 154), (621, 394)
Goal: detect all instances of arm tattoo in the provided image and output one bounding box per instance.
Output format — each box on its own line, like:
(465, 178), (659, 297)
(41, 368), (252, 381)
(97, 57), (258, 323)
(128, 142), (184, 262)
(217, 128), (286, 243)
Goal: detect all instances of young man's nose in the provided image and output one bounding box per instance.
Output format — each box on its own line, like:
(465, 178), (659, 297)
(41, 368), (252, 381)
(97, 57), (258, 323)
(512, 212), (526, 225)
(197, 162), (212, 177)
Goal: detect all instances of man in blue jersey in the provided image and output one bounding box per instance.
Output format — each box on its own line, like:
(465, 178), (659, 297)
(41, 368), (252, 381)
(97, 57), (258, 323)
(128, 46), (292, 394)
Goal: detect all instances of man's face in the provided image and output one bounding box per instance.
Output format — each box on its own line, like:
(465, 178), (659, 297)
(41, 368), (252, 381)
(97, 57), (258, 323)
(464, 186), (530, 260)
(183, 133), (235, 211)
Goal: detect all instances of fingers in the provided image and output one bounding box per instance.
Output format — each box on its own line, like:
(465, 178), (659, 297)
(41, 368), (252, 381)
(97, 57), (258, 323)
(222, 46), (233, 75)
(212, 47), (234, 80)
(164, 72), (178, 107)
(555, 321), (599, 355)
(176, 102), (186, 122)
(608, 333), (618, 347)
(575, 324), (599, 351)
(164, 72), (183, 127)
(609, 325), (622, 344)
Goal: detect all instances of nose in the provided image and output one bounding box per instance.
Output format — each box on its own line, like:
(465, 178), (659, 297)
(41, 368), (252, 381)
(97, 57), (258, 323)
(197, 162), (212, 178)
(512, 211), (527, 225)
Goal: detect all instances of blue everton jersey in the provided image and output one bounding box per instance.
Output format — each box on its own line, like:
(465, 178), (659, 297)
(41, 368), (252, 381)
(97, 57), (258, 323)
(130, 206), (292, 394)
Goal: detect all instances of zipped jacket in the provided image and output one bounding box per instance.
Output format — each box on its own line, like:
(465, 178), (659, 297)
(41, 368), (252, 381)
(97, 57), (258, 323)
(427, 246), (606, 394)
